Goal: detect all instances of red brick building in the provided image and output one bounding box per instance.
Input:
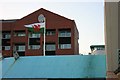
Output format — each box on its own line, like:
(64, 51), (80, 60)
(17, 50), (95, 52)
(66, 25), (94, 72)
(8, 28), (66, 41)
(1, 8), (79, 57)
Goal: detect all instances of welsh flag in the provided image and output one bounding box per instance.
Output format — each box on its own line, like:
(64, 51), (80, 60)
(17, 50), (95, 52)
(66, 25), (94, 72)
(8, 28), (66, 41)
(24, 23), (45, 33)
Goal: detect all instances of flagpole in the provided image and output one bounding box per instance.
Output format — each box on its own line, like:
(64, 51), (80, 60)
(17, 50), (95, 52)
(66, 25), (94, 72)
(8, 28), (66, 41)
(38, 14), (45, 56)
(43, 18), (45, 56)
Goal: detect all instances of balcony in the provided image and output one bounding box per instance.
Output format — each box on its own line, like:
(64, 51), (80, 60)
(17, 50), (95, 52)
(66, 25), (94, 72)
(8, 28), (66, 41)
(28, 45), (40, 50)
(29, 33), (40, 38)
(58, 30), (71, 37)
(46, 29), (55, 36)
(2, 33), (11, 39)
(59, 44), (71, 49)
(2, 46), (11, 51)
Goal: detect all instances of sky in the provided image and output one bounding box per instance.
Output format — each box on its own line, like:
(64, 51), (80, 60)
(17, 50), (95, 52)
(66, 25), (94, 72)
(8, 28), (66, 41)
(0, 0), (104, 54)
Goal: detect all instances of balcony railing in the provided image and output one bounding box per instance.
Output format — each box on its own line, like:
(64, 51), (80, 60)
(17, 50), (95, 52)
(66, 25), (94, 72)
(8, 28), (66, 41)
(59, 44), (71, 49)
(46, 45), (56, 51)
(2, 34), (11, 39)
(58, 32), (71, 37)
(15, 46), (25, 52)
(28, 45), (40, 49)
(29, 33), (40, 38)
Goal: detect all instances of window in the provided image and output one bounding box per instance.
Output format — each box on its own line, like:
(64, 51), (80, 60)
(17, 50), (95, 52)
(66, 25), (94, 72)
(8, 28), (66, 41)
(100, 47), (105, 50)
(29, 45), (40, 49)
(59, 30), (71, 37)
(96, 47), (105, 50)
(17, 33), (25, 36)
(5, 46), (10, 50)
(14, 32), (26, 37)
(2, 33), (11, 39)
(59, 44), (71, 49)
(2, 46), (10, 50)
(46, 44), (56, 51)
(29, 33), (40, 38)
(16, 45), (25, 51)
(46, 30), (55, 35)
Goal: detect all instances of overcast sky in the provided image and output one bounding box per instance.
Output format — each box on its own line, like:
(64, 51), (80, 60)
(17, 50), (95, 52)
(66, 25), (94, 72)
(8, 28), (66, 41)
(0, 0), (104, 54)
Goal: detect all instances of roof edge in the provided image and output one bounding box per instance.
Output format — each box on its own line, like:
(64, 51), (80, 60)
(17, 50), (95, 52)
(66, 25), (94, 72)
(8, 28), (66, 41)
(0, 19), (19, 22)
(20, 8), (73, 21)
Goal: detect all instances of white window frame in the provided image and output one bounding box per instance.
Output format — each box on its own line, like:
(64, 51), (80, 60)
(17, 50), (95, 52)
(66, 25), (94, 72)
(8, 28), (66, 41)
(59, 31), (71, 37)
(17, 33), (26, 36)
(2, 33), (11, 39)
(46, 31), (55, 35)
(14, 32), (26, 37)
(29, 33), (40, 38)
(46, 44), (56, 51)
(29, 45), (40, 49)
(4, 46), (10, 50)
(16, 45), (25, 51)
(59, 44), (71, 49)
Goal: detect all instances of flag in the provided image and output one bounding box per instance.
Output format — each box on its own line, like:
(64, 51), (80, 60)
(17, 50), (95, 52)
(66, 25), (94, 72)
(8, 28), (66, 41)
(24, 23), (45, 33)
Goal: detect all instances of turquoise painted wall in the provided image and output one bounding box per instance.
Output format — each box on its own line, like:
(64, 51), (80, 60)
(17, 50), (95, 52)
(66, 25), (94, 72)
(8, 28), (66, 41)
(1, 55), (106, 78)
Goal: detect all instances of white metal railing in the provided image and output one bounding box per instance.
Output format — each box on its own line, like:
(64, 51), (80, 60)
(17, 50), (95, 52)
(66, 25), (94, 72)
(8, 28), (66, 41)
(15, 46), (25, 51)
(2, 34), (11, 39)
(29, 45), (40, 49)
(29, 33), (40, 38)
(2, 46), (10, 50)
(59, 44), (71, 49)
(58, 32), (71, 37)
(46, 45), (56, 51)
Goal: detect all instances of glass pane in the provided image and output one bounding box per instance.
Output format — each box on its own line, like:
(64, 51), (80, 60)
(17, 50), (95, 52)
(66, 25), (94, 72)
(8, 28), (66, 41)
(5, 46), (10, 50)
(3, 34), (11, 39)
(46, 31), (55, 35)
(59, 31), (71, 37)
(29, 33), (40, 38)
(59, 44), (71, 49)
(29, 45), (40, 49)
(16, 46), (25, 51)
(17, 33), (26, 36)
(46, 44), (56, 51)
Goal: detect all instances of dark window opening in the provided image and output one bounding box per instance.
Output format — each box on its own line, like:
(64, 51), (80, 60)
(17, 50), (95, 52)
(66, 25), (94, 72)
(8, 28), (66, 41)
(59, 37), (71, 44)
(2, 39), (10, 46)
(45, 51), (55, 55)
(2, 31), (11, 39)
(58, 29), (71, 37)
(29, 38), (40, 45)
(14, 30), (25, 37)
(46, 29), (56, 35)
(17, 52), (25, 56)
